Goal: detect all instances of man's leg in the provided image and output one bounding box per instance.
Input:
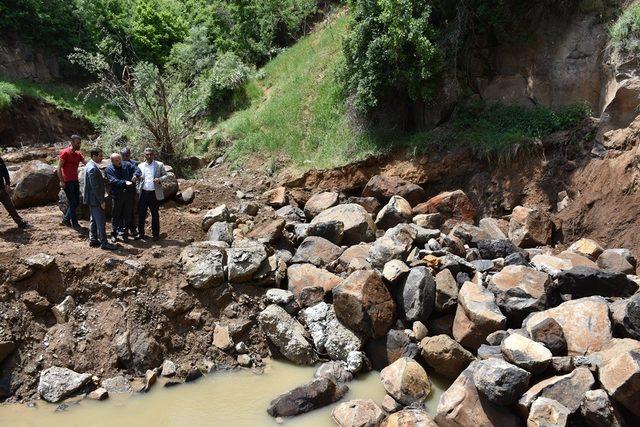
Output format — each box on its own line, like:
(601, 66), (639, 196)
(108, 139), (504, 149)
(129, 192), (138, 236)
(89, 206), (98, 245)
(137, 192), (149, 237)
(0, 189), (25, 227)
(149, 194), (160, 239)
(95, 206), (107, 246)
(65, 181), (80, 225)
(111, 198), (123, 238)
(122, 193), (133, 238)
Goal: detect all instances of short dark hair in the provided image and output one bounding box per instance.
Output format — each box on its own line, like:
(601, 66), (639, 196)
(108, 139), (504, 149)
(70, 134), (81, 141)
(90, 147), (102, 158)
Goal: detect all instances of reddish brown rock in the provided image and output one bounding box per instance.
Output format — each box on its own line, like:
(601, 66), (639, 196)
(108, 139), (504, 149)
(382, 409), (438, 427)
(304, 191), (339, 219)
(420, 334), (475, 380)
(263, 186), (287, 207)
(452, 281), (506, 350)
(362, 175), (426, 207)
(288, 263), (342, 303)
(247, 218), (286, 244)
(380, 357), (431, 406)
(508, 206), (553, 248)
(412, 190), (476, 224)
(599, 350), (640, 416)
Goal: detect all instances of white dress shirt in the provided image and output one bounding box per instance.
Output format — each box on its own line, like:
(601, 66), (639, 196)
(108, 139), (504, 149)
(142, 162), (156, 191)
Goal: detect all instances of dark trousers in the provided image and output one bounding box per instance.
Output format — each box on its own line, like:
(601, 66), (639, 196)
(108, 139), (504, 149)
(89, 204), (107, 245)
(63, 181), (80, 224)
(0, 189), (24, 226)
(111, 192), (134, 236)
(138, 190), (160, 238)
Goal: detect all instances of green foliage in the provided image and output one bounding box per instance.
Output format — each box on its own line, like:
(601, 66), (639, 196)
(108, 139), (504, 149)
(340, 0), (441, 113)
(412, 101), (592, 162)
(0, 81), (21, 110)
(610, 2), (640, 54)
(205, 52), (253, 104)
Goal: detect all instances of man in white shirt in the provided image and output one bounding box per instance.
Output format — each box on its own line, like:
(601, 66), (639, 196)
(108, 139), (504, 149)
(134, 147), (168, 241)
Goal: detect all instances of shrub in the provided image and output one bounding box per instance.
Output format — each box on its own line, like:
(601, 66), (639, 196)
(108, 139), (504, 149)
(0, 81), (21, 110)
(610, 2), (640, 54)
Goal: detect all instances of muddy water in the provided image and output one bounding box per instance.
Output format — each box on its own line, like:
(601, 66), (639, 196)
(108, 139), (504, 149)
(0, 360), (448, 427)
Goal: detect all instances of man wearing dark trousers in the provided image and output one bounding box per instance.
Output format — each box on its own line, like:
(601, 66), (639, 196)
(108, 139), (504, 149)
(105, 153), (136, 243)
(0, 156), (29, 229)
(121, 147), (138, 237)
(84, 148), (116, 251)
(135, 147), (167, 241)
(58, 135), (87, 229)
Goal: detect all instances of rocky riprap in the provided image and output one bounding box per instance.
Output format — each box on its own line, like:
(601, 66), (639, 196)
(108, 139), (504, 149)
(12, 173), (640, 426)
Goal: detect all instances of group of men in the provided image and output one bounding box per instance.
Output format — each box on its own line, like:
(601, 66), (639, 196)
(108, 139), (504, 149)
(58, 135), (168, 250)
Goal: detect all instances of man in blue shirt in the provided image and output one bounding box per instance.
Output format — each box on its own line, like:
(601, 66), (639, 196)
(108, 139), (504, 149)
(105, 152), (137, 243)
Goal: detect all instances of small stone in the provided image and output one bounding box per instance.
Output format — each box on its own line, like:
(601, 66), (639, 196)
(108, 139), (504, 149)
(143, 369), (157, 392)
(202, 205), (230, 231)
(527, 397), (570, 427)
(381, 408), (438, 427)
(263, 186), (287, 207)
(331, 399), (385, 427)
(382, 259), (410, 283)
(213, 324), (234, 350)
(315, 361), (353, 383)
(86, 387), (109, 401)
(434, 269), (458, 313)
(235, 342), (248, 354)
(412, 190), (475, 223)
(265, 289), (295, 305)
(412, 321), (428, 341)
(52, 296), (75, 324)
(37, 366), (92, 403)
(237, 354), (252, 367)
(24, 253), (55, 270)
(501, 333), (552, 374)
(267, 377), (348, 417)
(362, 175), (426, 206)
(375, 196), (413, 230)
(304, 192), (339, 219)
(185, 368), (203, 382)
(101, 375), (132, 394)
(380, 394), (402, 413)
(161, 360), (177, 377)
(412, 213), (443, 229)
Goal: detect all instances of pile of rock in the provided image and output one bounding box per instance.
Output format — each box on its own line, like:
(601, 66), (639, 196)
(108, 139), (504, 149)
(182, 175), (640, 425)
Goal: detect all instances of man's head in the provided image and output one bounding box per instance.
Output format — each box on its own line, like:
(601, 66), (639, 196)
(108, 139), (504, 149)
(110, 153), (122, 168)
(144, 147), (155, 163)
(70, 135), (82, 151)
(120, 147), (131, 161)
(90, 147), (103, 163)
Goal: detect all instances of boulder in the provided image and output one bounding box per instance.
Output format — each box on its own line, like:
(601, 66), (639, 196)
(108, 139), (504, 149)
(413, 213), (443, 229)
(338, 243), (371, 272)
(568, 238), (604, 259)
(307, 220), (344, 245)
(12, 161), (59, 208)
(315, 361), (353, 383)
(362, 175), (426, 206)
(599, 350), (640, 416)
(160, 172), (179, 201)
(473, 358), (531, 405)
(175, 186), (195, 204)
(101, 375), (133, 394)
(529, 317), (567, 356)
(161, 360), (177, 377)
(384, 330), (420, 365)
(21, 291), (49, 314)
(24, 253), (55, 270)
(238, 201), (259, 216)
(479, 218), (508, 240)
(37, 366), (92, 403)
(556, 266), (638, 298)
(367, 224), (416, 268)
(333, 270), (395, 339)
(201, 205), (231, 231)
(87, 387), (109, 401)
(382, 259), (410, 283)
(412, 190), (476, 223)
(287, 263), (341, 305)
(420, 334), (475, 380)
(291, 236), (343, 267)
(347, 196), (382, 215)
(275, 205), (306, 223)
(312, 204), (376, 245)
(380, 357), (431, 406)
(518, 367), (595, 414)
(597, 248), (637, 274)
(452, 281), (506, 350)
(557, 250), (598, 268)
(300, 302), (362, 361)
(530, 254), (573, 276)
(489, 265), (550, 322)
(267, 377), (348, 417)
(435, 362), (520, 427)
(304, 192), (339, 219)
(524, 297), (612, 356)
(580, 389), (626, 427)
(332, 399), (385, 427)
(227, 239), (267, 283)
(434, 269), (458, 313)
(501, 333), (552, 374)
(375, 196), (413, 230)
(508, 206), (553, 248)
(130, 332), (164, 373)
(398, 266), (436, 323)
(611, 294), (640, 340)
(381, 409), (438, 427)
(477, 239), (520, 259)
(247, 218), (286, 244)
(257, 304), (316, 365)
(179, 241), (227, 289)
(527, 397), (570, 427)
(206, 222), (234, 244)
(263, 186), (287, 207)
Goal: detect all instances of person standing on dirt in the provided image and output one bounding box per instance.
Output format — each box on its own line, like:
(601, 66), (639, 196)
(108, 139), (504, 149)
(58, 135), (87, 229)
(134, 147), (167, 242)
(121, 147), (138, 237)
(105, 153), (136, 243)
(0, 156), (30, 230)
(84, 148), (116, 250)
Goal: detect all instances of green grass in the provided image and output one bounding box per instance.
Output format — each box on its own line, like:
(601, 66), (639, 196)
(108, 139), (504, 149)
(215, 10), (383, 170)
(0, 77), (107, 125)
(610, 2), (640, 54)
(0, 81), (21, 110)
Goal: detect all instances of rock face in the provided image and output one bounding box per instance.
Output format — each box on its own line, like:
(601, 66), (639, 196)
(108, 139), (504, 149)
(398, 267), (436, 323)
(453, 281), (506, 350)
(435, 362), (520, 427)
(412, 190), (476, 223)
(489, 265), (550, 321)
(267, 377), (348, 417)
(311, 204), (376, 245)
(501, 333), (552, 374)
(257, 304), (316, 365)
(508, 206), (553, 248)
(179, 242), (227, 289)
(291, 236), (343, 267)
(420, 334), (475, 380)
(362, 175), (426, 206)
(375, 196), (413, 230)
(556, 266), (638, 298)
(304, 191), (339, 219)
(518, 367), (595, 413)
(473, 358), (531, 405)
(380, 357), (431, 406)
(37, 366), (92, 403)
(332, 399), (385, 427)
(333, 270), (395, 339)
(599, 350), (640, 416)
(11, 161), (59, 208)
(524, 297), (612, 356)
(381, 409), (438, 427)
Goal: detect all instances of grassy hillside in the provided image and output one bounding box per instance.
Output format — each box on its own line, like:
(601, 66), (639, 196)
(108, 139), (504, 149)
(216, 11), (384, 170)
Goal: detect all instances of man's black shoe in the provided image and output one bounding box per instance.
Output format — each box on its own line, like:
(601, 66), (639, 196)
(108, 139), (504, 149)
(152, 235), (160, 242)
(61, 219), (72, 227)
(72, 222), (83, 230)
(89, 240), (100, 247)
(100, 243), (117, 251)
(18, 222), (31, 230)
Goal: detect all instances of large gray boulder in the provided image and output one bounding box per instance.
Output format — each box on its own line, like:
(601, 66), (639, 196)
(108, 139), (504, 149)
(37, 366), (92, 403)
(12, 161), (59, 208)
(312, 203), (376, 245)
(267, 377), (348, 417)
(556, 266), (638, 298)
(300, 302), (362, 361)
(367, 224), (416, 268)
(518, 367), (595, 414)
(398, 266), (436, 323)
(473, 358), (531, 405)
(179, 241), (227, 289)
(227, 239), (267, 283)
(258, 304), (316, 365)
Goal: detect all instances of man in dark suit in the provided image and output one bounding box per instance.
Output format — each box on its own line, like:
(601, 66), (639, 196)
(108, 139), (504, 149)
(83, 148), (116, 250)
(0, 156), (29, 229)
(105, 153), (136, 242)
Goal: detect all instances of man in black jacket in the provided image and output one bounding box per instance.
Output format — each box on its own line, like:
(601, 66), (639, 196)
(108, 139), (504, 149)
(105, 153), (137, 243)
(0, 157), (30, 230)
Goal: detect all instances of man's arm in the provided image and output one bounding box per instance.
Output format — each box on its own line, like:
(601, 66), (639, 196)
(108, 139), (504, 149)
(88, 167), (103, 205)
(57, 155), (66, 187)
(105, 166), (126, 188)
(155, 163), (168, 183)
